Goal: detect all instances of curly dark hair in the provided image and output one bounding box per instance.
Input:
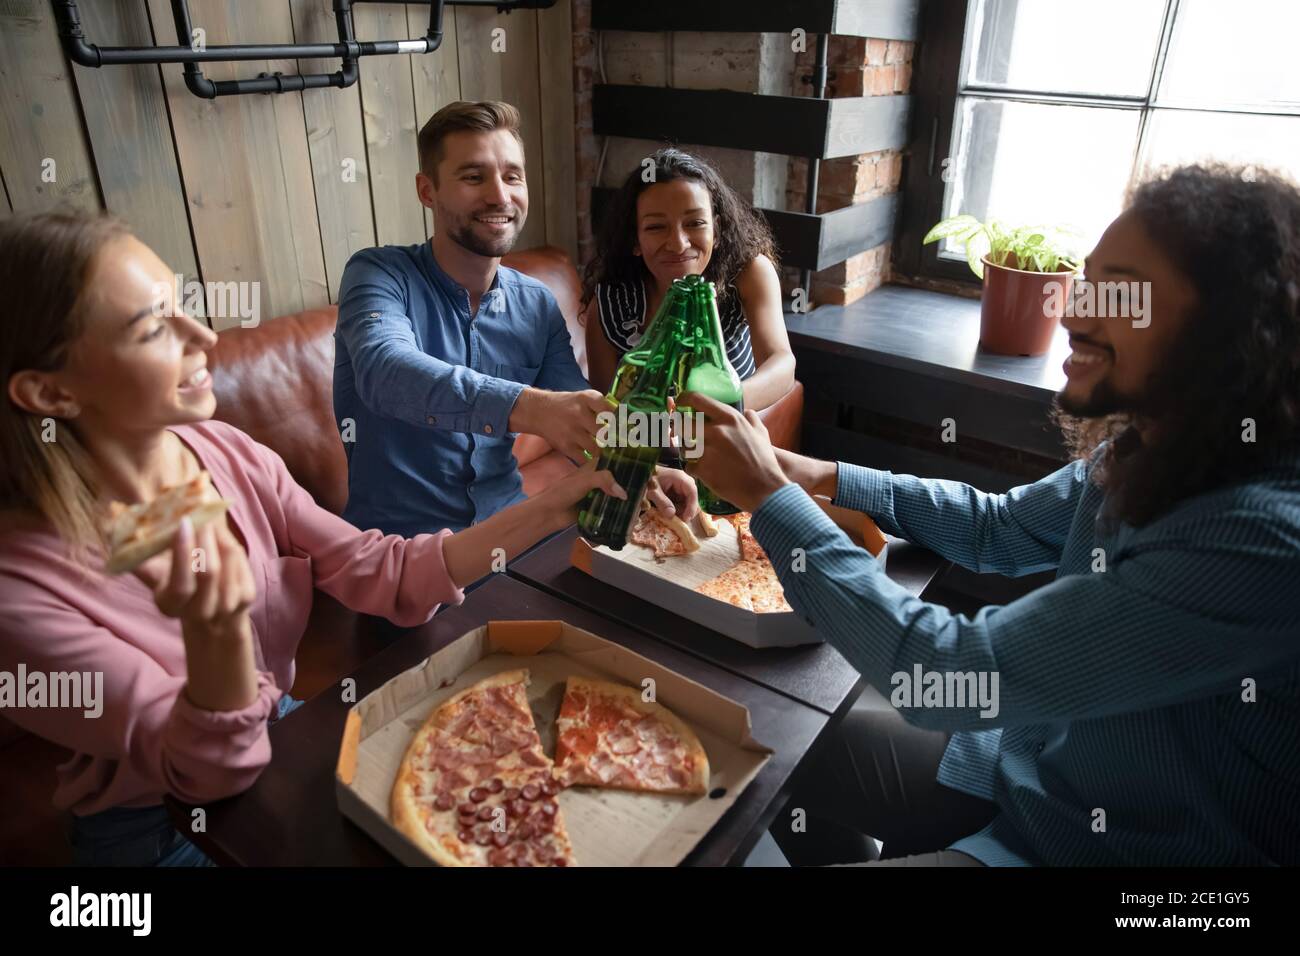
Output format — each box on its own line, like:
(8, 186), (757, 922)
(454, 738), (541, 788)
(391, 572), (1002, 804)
(581, 147), (778, 312)
(1054, 163), (1300, 527)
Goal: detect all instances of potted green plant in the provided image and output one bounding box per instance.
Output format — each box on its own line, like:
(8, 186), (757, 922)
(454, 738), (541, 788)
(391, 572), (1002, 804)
(923, 215), (1084, 356)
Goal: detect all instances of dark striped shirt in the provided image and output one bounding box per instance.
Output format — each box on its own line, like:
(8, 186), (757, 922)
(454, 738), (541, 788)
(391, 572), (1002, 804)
(594, 279), (756, 380)
(750, 447), (1300, 865)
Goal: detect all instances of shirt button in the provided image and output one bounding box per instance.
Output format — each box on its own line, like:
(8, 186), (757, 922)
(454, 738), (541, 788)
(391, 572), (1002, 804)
(484, 424), (493, 435)
(1036, 742), (1045, 753)
(427, 416), (437, 425)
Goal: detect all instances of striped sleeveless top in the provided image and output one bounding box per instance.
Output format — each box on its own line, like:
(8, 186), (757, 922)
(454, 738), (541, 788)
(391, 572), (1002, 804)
(594, 279), (757, 380)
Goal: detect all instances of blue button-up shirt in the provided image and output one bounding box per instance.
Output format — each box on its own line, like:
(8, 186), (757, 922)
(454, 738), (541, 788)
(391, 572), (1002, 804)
(333, 242), (590, 535)
(751, 447), (1300, 865)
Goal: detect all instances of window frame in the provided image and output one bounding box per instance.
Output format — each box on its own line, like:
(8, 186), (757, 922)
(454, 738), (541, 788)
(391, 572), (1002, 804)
(894, 0), (1296, 286)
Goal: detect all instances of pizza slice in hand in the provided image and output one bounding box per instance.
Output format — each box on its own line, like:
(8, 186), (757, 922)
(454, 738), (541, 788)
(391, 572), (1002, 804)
(104, 471), (229, 574)
(554, 676), (709, 795)
(629, 503), (701, 558)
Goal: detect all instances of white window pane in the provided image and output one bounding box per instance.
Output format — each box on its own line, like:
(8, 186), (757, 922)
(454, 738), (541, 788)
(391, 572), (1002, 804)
(941, 98), (1141, 259)
(1159, 0), (1300, 108)
(1139, 110), (1300, 180)
(964, 0), (1165, 98)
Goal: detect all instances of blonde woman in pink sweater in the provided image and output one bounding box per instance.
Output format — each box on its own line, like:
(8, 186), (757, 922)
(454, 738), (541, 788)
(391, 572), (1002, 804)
(0, 213), (649, 866)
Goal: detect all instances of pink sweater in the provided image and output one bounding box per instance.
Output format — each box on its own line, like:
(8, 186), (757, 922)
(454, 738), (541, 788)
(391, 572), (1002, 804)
(0, 420), (463, 815)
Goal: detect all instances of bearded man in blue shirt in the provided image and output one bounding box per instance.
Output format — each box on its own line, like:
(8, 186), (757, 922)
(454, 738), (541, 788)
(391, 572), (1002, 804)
(688, 164), (1300, 867)
(335, 100), (694, 537)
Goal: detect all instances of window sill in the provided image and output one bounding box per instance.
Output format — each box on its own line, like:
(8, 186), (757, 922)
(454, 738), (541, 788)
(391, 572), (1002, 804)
(785, 283), (1070, 403)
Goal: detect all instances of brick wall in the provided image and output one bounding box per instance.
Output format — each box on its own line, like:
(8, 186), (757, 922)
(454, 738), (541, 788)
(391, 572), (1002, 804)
(570, 4), (916, 308)
(787, 37), (915, 306)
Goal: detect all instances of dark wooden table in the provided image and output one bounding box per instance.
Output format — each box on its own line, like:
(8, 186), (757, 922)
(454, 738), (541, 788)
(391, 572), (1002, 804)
(168, 575), (828, 867)
(507, 527), (945, 717)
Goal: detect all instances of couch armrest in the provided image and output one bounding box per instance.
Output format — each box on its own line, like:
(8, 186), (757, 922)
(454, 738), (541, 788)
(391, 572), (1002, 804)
(755, 380), (804, 452)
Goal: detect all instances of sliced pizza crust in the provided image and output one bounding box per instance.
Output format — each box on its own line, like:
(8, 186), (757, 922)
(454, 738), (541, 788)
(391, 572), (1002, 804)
(554, 676), (710, 796)
(104, 472), (229, 574)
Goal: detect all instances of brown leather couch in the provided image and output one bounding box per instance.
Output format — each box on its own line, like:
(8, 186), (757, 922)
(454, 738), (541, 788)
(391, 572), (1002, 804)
(0, 246), (803, 864)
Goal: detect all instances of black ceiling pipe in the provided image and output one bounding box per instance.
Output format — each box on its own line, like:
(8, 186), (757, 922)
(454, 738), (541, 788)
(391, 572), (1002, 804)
(52, 0), (556, 99)
(170, 0), (371, 99)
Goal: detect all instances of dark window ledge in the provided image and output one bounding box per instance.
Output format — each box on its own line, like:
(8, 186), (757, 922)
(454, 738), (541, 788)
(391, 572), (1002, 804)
(786, 284), (1072, 475)
(786, 284), (1069, 404)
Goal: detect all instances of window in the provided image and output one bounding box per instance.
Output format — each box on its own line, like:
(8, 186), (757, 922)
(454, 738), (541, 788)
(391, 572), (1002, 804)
(896, 0), (1300, 283)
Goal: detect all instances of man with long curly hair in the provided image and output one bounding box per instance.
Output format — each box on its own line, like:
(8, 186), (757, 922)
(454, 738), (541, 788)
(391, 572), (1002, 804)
(687, 164), (1300, 866)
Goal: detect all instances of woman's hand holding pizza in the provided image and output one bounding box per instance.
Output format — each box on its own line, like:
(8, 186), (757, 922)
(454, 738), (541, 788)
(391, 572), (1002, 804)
(678, 392), (791, 513)
(135, 517), (260, 711)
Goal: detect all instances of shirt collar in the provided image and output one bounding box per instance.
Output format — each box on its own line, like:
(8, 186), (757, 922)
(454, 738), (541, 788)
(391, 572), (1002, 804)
(422, 240), (505, 307)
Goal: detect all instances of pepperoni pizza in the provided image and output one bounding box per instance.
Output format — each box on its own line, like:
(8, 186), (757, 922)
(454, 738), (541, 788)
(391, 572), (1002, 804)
(554, 676), (709, 795)
(391, 669), (709, 866)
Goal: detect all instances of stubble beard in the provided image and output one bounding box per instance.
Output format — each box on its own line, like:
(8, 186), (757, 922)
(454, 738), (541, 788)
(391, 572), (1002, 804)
(441, 203), (523, 258)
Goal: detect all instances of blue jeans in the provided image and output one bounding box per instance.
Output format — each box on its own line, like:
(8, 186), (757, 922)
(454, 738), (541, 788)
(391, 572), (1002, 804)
(68, 693), (305, 867)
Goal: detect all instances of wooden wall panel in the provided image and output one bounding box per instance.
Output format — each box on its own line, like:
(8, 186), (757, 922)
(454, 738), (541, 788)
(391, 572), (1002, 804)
(72, 0), (199, 285)
(145, 0), (328, 328)
(536, 0), (578, 262)
(352, 3), (424, 248)
(291, 0), (377, 301)
(0, 0), (100, 213)
(0, 1), (576, 314)
(407, 2), (461, 239)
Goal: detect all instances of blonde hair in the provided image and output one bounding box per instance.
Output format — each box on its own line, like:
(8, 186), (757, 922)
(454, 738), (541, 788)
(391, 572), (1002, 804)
(417, 100), (523, 184)
(0, 211), (130, 556)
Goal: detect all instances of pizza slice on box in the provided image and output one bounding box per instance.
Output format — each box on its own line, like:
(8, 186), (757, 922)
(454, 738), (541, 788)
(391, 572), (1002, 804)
(741, 559), (794, 614)
(391, 670), (578, 867)
(723, 511), (766, 563)
(419, 668), (552, 773)
(394, 758), (575, 867)
(692, 512), (795, 614)
(694, 562), (756, 612)
(104, 471), (228, 574)
(554, 676), (709, 795)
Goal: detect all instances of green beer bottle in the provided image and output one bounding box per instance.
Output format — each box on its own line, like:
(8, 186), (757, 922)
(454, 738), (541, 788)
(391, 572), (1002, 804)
(577, 292), (686, 548)
(676, 278), (744, 515)
(606, 278), (690, 405)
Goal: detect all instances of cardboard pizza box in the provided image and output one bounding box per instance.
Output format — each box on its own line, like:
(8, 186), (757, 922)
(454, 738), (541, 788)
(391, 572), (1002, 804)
(570, 498), (888, 649)
(335, 620), (772, 867)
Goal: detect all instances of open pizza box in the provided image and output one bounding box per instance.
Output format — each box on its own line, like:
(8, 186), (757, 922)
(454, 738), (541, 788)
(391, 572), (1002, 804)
(335, 620), (772, 867)
(569, 496), (887, 649)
